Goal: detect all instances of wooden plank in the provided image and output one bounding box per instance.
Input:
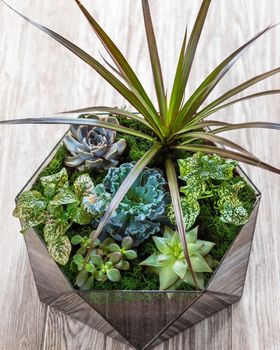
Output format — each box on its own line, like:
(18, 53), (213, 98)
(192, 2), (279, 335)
(0, 0), (280, 349)
(152, 307), (232, 350)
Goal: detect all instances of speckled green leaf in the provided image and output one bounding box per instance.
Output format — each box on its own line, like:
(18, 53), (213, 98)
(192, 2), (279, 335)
(178, 155), (202, 180)
(219, 201), (249, 225)
(13, 191), (47, 231)
(204, 154), (237, 180)
(217, 181), (249, 225)
(47, 203), (63, 219)
(180, 175), (206, 199)
(51, 188), (78, 205)
(168, 196), (200, 230)
(40, 167), (69, 192)
(47, 235), (71, 266)
(43, 183), (56, 199)
(51, 188), (77, 206)
(74, 174), (94, 198)
(72, 206), (92, 225)
(43, 220), (68, 244)
(178, 153), (237, 183)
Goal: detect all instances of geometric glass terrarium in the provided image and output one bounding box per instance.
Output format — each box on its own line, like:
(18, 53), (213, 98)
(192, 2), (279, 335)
(19, 134), (261, 350)
(4, 1), (277, 349)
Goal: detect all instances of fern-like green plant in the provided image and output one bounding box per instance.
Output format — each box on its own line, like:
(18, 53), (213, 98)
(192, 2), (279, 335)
(1, 0), (280, 287)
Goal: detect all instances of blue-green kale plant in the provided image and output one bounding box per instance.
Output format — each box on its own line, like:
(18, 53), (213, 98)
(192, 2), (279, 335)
(83, 163), (169, 245)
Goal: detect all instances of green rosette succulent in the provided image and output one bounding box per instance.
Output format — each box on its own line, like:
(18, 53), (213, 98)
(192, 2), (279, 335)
(13, 168), (94, 265)
(83, 163), (169, 245)
(64, 114), (126, 171)
(140, 226), (218, 290)
(168, 153), (250, 228)
(71, 236), (137, 290)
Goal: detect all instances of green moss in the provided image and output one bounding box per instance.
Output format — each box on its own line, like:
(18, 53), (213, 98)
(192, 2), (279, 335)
(32, 144), (68, 192)
(116, 116), (154, 163)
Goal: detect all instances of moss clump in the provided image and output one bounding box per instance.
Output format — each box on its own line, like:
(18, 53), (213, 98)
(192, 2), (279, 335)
(32, 145), (68, 192)
(116, 116), (154, 163)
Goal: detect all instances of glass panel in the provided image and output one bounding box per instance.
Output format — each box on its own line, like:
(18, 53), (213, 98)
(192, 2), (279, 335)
(79, 290), (200, 349)
(207, 198), (260, 296)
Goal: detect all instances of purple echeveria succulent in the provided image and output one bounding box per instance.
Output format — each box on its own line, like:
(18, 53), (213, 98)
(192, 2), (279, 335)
(64, 115), (126, 171)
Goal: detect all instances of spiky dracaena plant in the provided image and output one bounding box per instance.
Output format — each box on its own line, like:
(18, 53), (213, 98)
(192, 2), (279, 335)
(1, 0), (280, 287)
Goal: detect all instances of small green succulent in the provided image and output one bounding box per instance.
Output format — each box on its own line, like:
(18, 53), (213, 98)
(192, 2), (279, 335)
(140, 226), (218, 290)
(83, 163), (169, 245)
(168, 153), (251, 228)
(71, 236), (137, 290)
(13, 169), (94, 265)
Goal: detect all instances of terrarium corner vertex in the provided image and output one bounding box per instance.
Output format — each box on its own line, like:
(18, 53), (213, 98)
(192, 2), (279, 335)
(1, 0), (279, 348)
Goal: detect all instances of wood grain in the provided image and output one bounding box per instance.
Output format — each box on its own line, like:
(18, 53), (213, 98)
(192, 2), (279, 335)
(0, 0), (280, 349)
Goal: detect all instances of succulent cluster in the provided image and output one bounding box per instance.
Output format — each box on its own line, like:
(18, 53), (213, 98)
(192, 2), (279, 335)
(71, 235), (137, 290)
(83, 163), (169, 245)
(13, 169), (94, 265)
(140, 226), (218, 290)
(168, 153), (250, 227)
(64, 114), (126, 171)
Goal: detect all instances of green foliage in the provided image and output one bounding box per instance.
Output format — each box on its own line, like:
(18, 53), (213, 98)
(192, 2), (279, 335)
(13, 191), (47, 231)
(198, 178), (256, 260)
(70, 236), (138, 290)
(140, 226), (218, 290)
(116, 115), (154, 163)
(32, 145), (68, 193)
(169, 153), (251, 227)
(14, 168), (94, 265)
(83, 162), (169, 245)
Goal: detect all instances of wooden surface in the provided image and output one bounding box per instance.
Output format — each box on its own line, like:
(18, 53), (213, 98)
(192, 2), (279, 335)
(0, 1), (280, 349)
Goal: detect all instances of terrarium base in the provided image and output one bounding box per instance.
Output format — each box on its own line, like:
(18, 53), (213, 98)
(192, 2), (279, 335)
(23, 198), (259, 350)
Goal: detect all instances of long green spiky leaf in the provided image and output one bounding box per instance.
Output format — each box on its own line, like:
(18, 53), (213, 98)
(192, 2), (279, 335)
(210, 121), (280, 134)
(175, 120), (230, 135)
(0, 117), (155, 141)
(59, 105), (153, 129)
(168, 0), (212, 123)
(142, 0), (166, 118)
(195, 89), (280, 121)
(166, 28), (187, 125)
(178, 25), (276, 127)
(165, 156), (198, 289)
(0, 0), (163, 138)
(174, 144), (280, 174)
(74, 0), (163, 134)
(197, 67), (280, 118)
(180, 131), (258, 159)
(83, 143), (162, 263)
